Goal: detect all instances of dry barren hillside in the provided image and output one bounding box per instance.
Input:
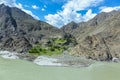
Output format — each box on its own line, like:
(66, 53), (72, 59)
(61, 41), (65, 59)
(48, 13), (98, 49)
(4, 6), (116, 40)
(62, 10), (120, 61)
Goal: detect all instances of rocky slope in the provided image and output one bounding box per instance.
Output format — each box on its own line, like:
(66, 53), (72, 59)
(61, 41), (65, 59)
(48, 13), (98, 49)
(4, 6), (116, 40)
(1, 4), (120, 61)
(62, 10), (120, 61)
(0, 4), (63, 53)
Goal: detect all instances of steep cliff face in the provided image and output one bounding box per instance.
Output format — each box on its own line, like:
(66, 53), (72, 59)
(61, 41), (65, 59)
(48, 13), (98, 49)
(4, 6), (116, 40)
(64, 11), (120, 61)
(0, 4), (63, 53)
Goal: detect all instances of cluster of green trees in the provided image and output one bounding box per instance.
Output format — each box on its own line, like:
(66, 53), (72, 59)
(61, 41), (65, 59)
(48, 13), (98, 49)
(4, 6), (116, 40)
(29, 36), (77, 56)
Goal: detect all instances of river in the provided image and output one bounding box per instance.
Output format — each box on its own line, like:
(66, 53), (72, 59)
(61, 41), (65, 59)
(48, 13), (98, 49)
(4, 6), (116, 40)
(0, 57), (120, 80)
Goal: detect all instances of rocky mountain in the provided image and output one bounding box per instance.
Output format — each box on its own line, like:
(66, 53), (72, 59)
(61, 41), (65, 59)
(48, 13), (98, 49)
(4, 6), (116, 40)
(62, 10), (120, 61)
(1, 4), (120, 61)
(0, 4), (63, 53)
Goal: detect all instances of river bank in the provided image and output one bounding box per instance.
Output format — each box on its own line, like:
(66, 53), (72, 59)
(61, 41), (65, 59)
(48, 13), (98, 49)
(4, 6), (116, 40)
(0, 50), (120, 67)
(0, 50), (94, 67)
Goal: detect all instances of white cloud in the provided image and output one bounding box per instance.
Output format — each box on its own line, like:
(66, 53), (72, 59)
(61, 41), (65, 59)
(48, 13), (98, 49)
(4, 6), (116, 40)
(0, 0), (16, 7)
(41, 5), (47, 11)
(32, 5), (39, 9)
(45, 0), (103, 28)
(41, 8), (45, 11)
(83, 9), (97, 21)
(0, 0), (39, 20)
(44, 5), (47, 8)
(100, 6), (120, 12)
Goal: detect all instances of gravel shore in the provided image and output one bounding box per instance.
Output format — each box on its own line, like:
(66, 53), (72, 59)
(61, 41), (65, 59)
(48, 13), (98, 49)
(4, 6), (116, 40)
(0, 50), (94, 67)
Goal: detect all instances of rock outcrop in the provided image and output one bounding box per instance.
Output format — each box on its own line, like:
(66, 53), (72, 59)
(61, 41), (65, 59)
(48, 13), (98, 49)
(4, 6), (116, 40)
(63, 11), (120, 61)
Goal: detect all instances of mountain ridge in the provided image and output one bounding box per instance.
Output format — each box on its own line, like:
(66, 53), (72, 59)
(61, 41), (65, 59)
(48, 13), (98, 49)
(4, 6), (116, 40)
(0, 4), (64, 53)
(63, 10), (120, 61)
(0, 4), (120, 61)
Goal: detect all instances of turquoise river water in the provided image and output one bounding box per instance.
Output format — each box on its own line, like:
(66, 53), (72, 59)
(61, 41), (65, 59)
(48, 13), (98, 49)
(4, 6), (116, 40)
(0, 57), (120, 80)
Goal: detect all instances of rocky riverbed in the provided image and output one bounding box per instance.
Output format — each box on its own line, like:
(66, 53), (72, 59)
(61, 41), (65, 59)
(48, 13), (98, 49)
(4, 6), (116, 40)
(0, 50), (94, 67)
(0, 50), (120, 67)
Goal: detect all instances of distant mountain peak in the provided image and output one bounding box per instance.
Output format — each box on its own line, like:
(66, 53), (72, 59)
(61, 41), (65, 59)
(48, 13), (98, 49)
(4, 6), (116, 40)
(0, 3), (6, 7)
(0, 4), (63, 53)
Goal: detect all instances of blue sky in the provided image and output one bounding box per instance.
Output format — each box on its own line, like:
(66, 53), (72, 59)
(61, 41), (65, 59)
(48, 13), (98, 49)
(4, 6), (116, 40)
(15, 0), (68, 21)
(0, 0), (120, 28)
